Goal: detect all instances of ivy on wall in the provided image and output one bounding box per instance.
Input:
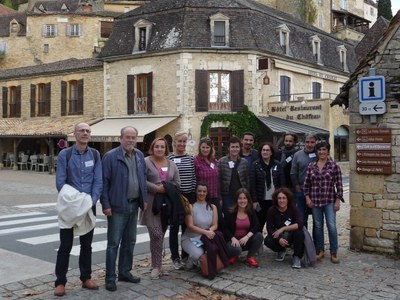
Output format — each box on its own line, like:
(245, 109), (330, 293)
(200, 106), (260, 139)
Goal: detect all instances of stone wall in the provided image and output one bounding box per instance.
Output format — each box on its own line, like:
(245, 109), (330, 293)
(348, 26), (400, 254)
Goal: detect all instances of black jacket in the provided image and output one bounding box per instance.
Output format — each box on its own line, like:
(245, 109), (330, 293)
(223, 211), (259, 241)
(250, 158), (279, 203)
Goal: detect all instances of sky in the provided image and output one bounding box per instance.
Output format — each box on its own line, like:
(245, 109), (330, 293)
(393, 2), (400, 16)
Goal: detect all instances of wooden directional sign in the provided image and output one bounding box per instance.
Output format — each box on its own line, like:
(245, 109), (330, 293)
(355, 127), (392, 175)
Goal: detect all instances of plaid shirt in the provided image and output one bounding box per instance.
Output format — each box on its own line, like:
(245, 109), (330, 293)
(194, 155), (218, 199)
(303, 159), (343, 207)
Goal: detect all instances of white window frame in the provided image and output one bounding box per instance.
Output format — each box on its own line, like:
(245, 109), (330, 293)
(42, 24), (57, 37)
(210, 13), (230, 47)
(310, 35), (323, 65)
(276, 24), (291, 56)
(133, 19), (153, 52)
(337, 45), (349, 72)
(67, 24), (81, 37)
(0, 41), (7, 55)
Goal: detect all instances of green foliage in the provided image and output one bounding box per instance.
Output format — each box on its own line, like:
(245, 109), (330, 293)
(200, 106), (260, 139)
(378, 0), (393, 20)
(299, 0), (318, 25)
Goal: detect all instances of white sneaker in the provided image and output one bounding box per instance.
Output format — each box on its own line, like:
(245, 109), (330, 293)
(292, 256), (301, 269)
(172, 258), (183, 270)
(275, 248), (287, 261)
(151, 268), (160, 280)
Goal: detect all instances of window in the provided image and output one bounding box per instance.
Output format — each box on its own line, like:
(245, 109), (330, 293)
(280, 76), (291, 101)
(334, 126), (349, 161)
(276, 24), (290, 55)
(209, 127), (231, 159)
(312, 82), (321, 99)
(43, 44), (49, 53)
(337, 45), (348, 72)
(61, 80), (83, 115)
(127, 73), (153, 114)
(195, 69), (244, 112)
(10, 20), (19, 34)
(341, 0), (347, 10)
(370, 7), (375, 16)
(133, 19), (153, 52)
(210, 13), (230, 47)
(29, 83), (50, 117)
(2, 86), (21, 118)
(0, 41), (6, 56)
(43, 24), (57, 37)
(67, 24), (81, 37)
(100, 20), (113, 38)
(310, 35), (322, 65)
(318, 14), (324, 29)
(258, 58), (268, 70)
(61, 3), (69, 12)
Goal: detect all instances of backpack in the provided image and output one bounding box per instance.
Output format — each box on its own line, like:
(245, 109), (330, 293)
(302, 227), (317, 267)
(65, 146), (99, 165)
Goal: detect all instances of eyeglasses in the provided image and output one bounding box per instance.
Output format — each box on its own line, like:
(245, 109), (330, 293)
(77, 129), (91, 134)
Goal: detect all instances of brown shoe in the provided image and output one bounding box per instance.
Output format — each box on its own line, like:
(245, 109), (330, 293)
(316, 250), (325, 261)
(54, 285), (65, 297)
(82, 279), (99, 290)
(331, 253), (340, 264)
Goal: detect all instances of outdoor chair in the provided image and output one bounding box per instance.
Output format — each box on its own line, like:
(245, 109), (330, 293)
(17, 155), (29, 170)
(29, 155), (38, 171)
(9, 154), (15, 169)
(37, 155), (50, 172)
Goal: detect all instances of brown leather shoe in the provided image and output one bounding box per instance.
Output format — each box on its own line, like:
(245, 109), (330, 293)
(82, 279), (99, 290)
(54, 285), (65, 297)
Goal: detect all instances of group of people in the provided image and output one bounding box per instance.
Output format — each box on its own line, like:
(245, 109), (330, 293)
(53, 123), (343, 296)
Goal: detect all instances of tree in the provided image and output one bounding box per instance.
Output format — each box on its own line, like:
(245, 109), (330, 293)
(378, 0), (393, 21)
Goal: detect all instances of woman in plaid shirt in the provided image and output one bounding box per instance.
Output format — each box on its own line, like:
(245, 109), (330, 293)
(303, 141), (343, 264)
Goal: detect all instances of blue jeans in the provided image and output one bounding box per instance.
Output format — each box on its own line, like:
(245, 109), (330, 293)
(222, 195), (234, 216)
(312, 203), (338, 254)
(105, 201), (139, 282)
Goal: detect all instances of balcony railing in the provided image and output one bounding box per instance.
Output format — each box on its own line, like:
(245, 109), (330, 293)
(136, 97), (147, 113)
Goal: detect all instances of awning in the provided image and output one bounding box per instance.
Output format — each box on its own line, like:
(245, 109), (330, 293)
(0, 117), (100, 137)
(257, 115), (329, 136)
(68, 116), (179, 143)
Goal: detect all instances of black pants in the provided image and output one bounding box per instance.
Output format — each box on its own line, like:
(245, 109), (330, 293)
(264, 229), (305, 258)
(200, 231), (229, 280)
(256, 200), (273, 233)
(55, 227), (94, 286)
(226, 232), (264, 258)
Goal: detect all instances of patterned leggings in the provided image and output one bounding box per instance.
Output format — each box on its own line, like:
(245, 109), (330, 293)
(147, 226), (164, 269)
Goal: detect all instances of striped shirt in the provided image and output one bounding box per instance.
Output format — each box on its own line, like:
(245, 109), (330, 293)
(168, 153), (196, 194)
(303, 159), (343, 207)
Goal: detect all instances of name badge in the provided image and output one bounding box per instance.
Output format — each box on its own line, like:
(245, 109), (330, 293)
(85, 160), (94, 167)
(173, 158), (181, 164)
(161, 167), (168, 172)
(228, 161), (235, 168)
(309, 153), (316, 159)
(210, 163), (215, 169)
(284, 220), (291, 226)
(285, 156), (292, 163)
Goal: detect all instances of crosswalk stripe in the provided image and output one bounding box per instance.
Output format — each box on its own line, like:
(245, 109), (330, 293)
(0, 222), (59, 236)
(0, 212), (46, 220)
(17, 227), (109, 245)
(69, 230), (172, 256)
(14, 203), (56, 208)
(0, 216), (56, 226)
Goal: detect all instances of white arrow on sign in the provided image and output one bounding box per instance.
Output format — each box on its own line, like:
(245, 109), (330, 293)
(359, 101), (386, 115)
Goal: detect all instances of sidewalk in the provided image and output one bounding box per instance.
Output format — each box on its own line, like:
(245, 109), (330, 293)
(0, 173), (399, 299)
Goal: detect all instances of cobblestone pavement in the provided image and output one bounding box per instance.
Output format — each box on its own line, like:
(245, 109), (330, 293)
(0, 170), (399, 299)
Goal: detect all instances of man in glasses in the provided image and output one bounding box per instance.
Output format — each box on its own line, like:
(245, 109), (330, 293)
(54, 122), (102, 296)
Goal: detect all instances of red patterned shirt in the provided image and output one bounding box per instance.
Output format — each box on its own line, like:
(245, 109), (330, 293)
(194, 155), (218, 199)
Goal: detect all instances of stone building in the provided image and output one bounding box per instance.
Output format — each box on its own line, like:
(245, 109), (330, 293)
(0, 0), (119, 69)
(98, 0), (356, 158)
(331, 11), (400, 254)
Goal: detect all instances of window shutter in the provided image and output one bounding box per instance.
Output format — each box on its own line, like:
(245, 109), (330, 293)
(66, 24), (71, 36)
(44, 83), (51, 115)
(312, 82), (321, 99)
(61, 81), (67, 116)
(16, 85), (21, 117)
(280, 76), (290, 101)
(42, 25), (46, 37)
(127, 75), (135, 114)
(30, 84), (36, 117)
(2, 87), (7, 118)
(54, 25), (58, 36)
(77, 79), (83, 114)
(231, 70), (244, 112)
(147, 72), (153, 113)
(195, 70), (209, 112)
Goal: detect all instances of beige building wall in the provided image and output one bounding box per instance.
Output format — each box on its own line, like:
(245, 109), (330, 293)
(0, 34), (33, 69)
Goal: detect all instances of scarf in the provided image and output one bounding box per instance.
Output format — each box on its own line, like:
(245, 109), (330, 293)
(260, 159), (272, 190)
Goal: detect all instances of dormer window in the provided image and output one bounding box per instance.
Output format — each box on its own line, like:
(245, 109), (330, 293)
(210, 13), (230, 47)
(61, 3), (69, 12)
(10, 19), (19, 35)
(310, 35), (322, 65)
(276, 24), (290, 56)
(133, 19), (153, 52)
(38, 4), (47, 12)
(337, 45), (348, 72)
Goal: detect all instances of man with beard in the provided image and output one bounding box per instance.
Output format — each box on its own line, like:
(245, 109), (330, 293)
(275, 133), (298, 191)
(239, 132), (259, 170)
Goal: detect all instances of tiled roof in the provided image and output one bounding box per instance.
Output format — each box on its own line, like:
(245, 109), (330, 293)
(257, 115), (329, 136)
(0, 4), (16, 15)
(99, 0), (357, 74)
(0, 13), (26, 37)
(0, 117), (101, 137)
(30, 0), (120, 16)
(0, 58), (103, 80)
